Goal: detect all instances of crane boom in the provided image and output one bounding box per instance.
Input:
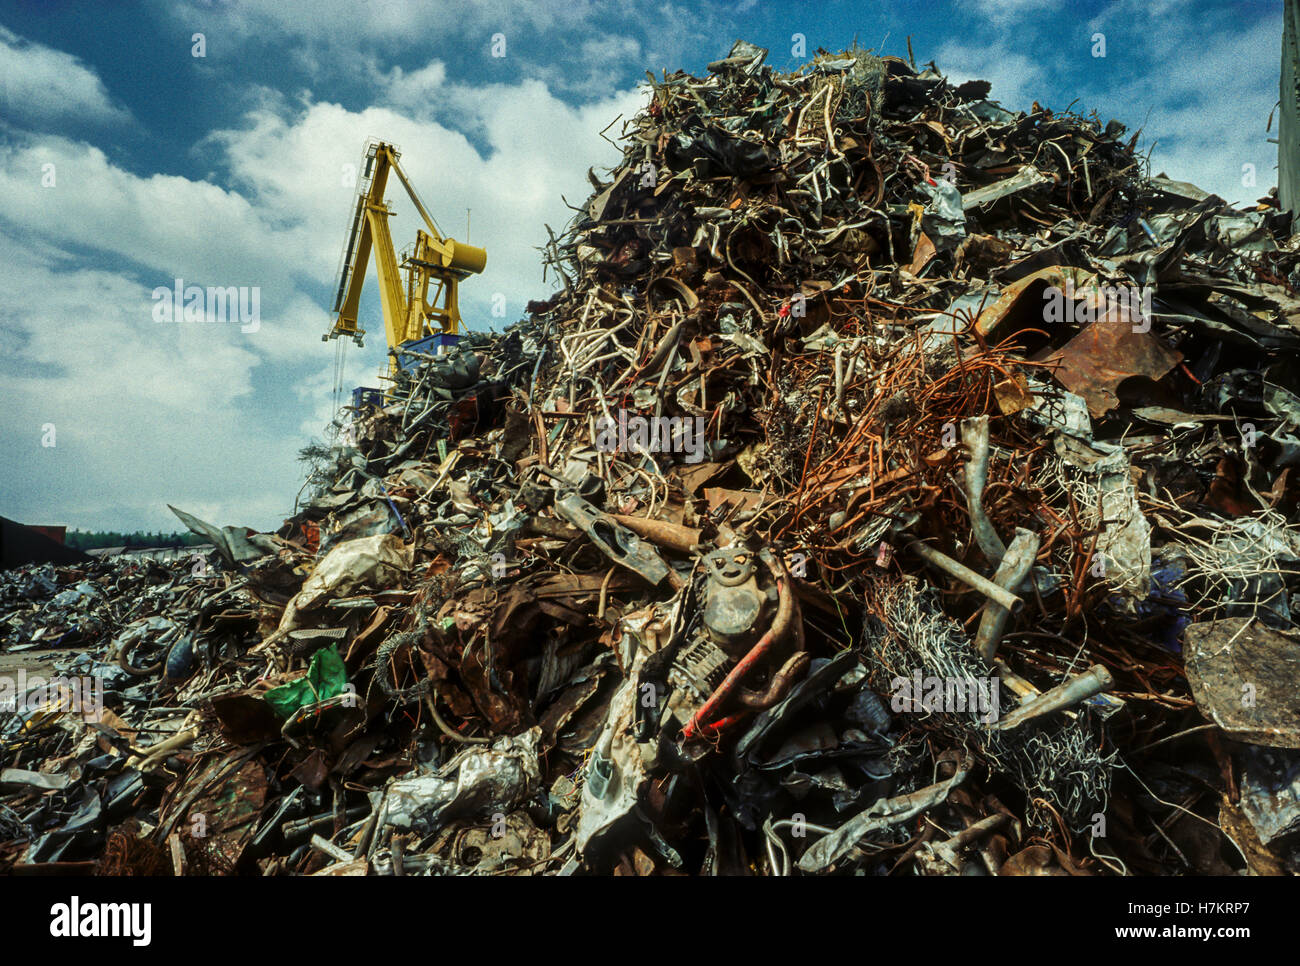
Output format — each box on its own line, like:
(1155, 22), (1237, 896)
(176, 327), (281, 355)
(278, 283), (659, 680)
(324, 141), (486, 375)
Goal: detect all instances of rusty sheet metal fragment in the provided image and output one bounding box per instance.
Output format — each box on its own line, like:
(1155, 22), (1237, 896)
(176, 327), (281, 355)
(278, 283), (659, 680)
(703, 486), (764, 515)
(905, 231), (937, 274)
(1184, 618), (1300, 749)
(993, 373), (1032, 414)
(1048, 309), (1183, 418)
(974, 265), (1101, 341)
(184, 758), (268, 869)
(209, 692), (283, 744)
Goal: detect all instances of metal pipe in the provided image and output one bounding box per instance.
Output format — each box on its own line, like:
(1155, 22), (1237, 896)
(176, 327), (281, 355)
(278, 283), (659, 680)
(735, 651), (811, 709)
(311, 833), (354, 865)
(941, 812), (1007, 851)
(922, 813), (1008, 873)
(283, 805), (369, 843)
(907, 540), (1022, 613)
(352, 801), (381, 859)
(131, 727), (198, 770)
(961, 416), (1007, 563)
(611, 514), (701, 554)
(992, 657), (1041, 703)
(996, 664), (1114, 731)
(974, 528), (1040, 663)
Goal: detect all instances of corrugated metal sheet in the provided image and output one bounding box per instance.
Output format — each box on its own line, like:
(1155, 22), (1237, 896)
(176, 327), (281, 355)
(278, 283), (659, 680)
(1280, 0), (1300, 213)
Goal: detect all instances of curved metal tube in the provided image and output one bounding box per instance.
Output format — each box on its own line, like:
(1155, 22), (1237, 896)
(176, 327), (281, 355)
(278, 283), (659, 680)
(735, 651), (812, 709)
(961, 416), (1007, 564)
(682, 551), (796, 739)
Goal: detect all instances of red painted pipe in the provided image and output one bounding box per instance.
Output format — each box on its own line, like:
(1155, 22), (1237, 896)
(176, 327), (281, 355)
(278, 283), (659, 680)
(682, 552), (794, 739)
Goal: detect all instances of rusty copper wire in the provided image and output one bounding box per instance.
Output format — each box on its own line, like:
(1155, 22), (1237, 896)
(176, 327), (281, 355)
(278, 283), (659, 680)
(96, 826), (171, 876)
(774, 331), (1019, 551)
(179, 830), (236, 876)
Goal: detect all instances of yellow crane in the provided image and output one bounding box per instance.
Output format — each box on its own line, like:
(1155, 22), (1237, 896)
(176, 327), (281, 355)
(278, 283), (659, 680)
(324, 140), (486, 380)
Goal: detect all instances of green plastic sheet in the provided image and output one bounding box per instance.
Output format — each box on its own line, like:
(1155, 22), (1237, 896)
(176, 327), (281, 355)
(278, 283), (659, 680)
(263, 646), (348, 719)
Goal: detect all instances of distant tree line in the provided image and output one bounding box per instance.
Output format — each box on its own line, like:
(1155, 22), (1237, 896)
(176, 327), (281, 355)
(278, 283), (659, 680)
(65, 530), (207, 550)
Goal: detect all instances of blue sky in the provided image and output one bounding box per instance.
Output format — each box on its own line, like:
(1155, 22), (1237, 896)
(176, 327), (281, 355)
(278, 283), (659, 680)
(0, 0), (1283, 533)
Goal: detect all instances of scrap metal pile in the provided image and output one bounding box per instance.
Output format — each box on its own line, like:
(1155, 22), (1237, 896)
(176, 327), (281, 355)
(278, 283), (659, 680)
(6, 41), (1300, 876)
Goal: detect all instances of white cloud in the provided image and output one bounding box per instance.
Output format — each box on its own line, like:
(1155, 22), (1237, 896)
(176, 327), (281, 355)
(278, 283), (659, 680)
(939, 10), (1279, 205)
(1072, 12), (1281, 204)
(0, 56), (644, 532)
(970, 0), (1062, 26)
(935, 41), (1045, 111)
(534, 34), (645, 98)
(206, 74), (646, 323)
(154, 0), (608, 56)
(0, 134), (311, 299)
(381, 61), (450, 107)
(156, 0), (715, 99)
(0, 235), (299, 532)
(1087, 0), (1184, 32)
(0, 26), (132, 129)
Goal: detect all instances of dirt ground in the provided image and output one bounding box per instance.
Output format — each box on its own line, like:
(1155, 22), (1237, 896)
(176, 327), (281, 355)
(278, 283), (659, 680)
(0, 648), (86, 686)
